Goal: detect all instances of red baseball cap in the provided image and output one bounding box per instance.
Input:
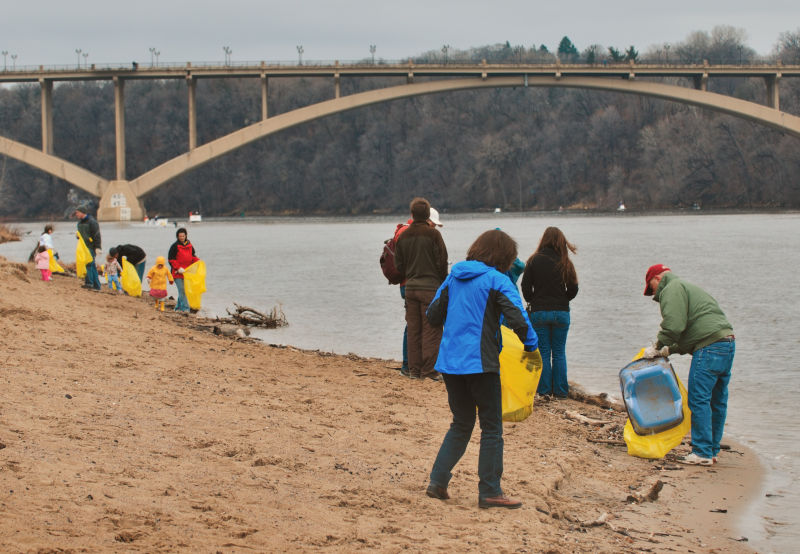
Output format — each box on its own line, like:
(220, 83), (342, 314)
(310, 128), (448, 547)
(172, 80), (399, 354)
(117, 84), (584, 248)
(644, 264), (670, 296)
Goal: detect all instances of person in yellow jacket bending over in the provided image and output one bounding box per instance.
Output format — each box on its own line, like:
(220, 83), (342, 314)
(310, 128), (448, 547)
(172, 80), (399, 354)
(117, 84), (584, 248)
(146, 256), (174, 311)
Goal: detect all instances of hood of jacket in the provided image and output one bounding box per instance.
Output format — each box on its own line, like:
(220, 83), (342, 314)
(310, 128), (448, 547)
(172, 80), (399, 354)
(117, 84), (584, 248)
(450, 260), (496, 281)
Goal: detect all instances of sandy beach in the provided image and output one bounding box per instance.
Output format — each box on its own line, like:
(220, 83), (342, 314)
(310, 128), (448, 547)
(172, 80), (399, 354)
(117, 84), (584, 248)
(0, 255), (762, 552)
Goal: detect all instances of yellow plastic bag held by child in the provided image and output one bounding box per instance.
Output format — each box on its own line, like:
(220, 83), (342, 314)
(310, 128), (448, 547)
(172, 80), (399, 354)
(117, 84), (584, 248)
(47, 249), (65, 274)
(182, 260), (207, 310)
(120, 257), (142, 297)
(622, 349), (691, 459)
(75, 232), (93, 278)
(499, 325), (542, 422)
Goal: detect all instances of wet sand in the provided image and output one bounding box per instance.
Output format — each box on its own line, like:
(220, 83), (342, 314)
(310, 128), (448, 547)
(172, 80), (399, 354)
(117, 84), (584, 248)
(0, 256), (761, 552)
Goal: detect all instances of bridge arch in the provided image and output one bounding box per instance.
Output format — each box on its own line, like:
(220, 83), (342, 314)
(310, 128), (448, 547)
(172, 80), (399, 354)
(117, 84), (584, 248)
(130, 75), (800, 197)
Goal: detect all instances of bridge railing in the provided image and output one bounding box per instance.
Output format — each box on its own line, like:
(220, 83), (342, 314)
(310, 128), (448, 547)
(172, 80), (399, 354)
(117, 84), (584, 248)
(0, 56), (790, 75)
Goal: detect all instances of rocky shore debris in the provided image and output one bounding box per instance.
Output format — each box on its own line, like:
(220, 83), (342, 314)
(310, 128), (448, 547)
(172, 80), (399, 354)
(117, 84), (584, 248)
(218, 302), (288, 328)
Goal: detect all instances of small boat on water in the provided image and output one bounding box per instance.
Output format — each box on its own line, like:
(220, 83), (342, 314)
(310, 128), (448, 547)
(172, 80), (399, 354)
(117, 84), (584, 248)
(189, 211), (202, 223)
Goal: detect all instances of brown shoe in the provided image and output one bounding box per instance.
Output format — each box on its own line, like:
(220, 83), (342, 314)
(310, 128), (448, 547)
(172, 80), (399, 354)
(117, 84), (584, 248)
(426, 484), (450, 500)
(479, 495), (522, 509)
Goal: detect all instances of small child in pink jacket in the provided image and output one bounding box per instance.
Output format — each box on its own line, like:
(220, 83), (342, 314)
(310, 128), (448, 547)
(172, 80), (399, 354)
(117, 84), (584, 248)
(34, 245), (51, 281)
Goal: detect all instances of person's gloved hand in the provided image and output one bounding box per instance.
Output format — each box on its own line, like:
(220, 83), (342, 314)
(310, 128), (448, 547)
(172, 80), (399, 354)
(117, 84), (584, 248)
(178, 267), (185, 274)
(520, 349), (542, 373)
(658, 345), (670, 357)
(642, 345), (659, 358)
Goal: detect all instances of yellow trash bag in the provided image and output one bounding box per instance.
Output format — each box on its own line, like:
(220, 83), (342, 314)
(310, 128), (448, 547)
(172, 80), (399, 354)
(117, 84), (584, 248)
(120, 257), (142, 297)
(499, 325), (543, 422)
(182, 260), (207, 310)
(75, 232), (93, 278)
(47, 249), (65, 274)
(622, 349), (691, 459)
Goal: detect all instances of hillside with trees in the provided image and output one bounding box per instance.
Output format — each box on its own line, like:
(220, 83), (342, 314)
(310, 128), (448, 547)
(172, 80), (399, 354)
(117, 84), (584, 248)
(1, 27), (799, 219)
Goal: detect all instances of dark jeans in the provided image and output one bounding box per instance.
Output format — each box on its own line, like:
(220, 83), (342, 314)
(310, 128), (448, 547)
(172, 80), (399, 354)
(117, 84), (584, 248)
(531, 310), (570, 396)
(405, 288), (442, 378)
(688, 339), (735, 458)
(400, 285), (408, 370)
(84, 254), (101, 290)
(430, 372), (504, 499)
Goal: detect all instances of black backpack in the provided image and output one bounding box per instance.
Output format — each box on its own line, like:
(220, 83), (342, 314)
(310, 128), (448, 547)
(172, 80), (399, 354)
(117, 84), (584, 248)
(379, 223), (407, 285)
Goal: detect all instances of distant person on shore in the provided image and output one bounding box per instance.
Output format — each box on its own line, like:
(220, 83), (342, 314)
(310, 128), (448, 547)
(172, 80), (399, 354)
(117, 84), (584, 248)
(34, 245), (52, 281)
(147, 256), (174, 311)
(74, 205), (102, 290)
(105, 253), (122, 293)
(109, 244), (147, 282)
(425, 229), (538, 509)
(394, 198), (448, 380)
(168, 227), (199, 313)
(642, 264), (735, 466)
(520, 227), (579, 398)
(390, 207), (444, 375)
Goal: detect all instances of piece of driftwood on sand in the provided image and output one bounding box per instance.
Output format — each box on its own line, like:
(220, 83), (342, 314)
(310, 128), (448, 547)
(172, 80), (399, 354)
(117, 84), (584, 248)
(218, 302), (288, 328)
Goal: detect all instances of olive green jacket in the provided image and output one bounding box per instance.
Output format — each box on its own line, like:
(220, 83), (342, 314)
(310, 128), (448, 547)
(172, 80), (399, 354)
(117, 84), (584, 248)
(654, 272), (733, 355)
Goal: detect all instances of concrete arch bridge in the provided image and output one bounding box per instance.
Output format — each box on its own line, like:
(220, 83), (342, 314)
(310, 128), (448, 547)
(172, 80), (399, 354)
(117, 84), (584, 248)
(1, 61), (799, 220)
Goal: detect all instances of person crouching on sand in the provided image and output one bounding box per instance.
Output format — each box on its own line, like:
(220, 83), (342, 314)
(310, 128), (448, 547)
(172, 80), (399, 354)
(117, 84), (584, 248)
(34, 245), (51, 281)
(147, 256), (174, 311)
(425, 229), (539, 509)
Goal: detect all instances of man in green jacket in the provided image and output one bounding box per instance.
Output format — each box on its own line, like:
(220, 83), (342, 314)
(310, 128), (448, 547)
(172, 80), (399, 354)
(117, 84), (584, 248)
(642, 264), (735, 466)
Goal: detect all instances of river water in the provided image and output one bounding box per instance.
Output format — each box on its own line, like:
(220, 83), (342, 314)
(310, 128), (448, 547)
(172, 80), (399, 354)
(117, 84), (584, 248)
(2, 212), (798, 552)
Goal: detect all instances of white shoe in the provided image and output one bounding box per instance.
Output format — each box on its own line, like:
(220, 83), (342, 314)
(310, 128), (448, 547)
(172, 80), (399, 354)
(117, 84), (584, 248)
(678, 453), (713, 466)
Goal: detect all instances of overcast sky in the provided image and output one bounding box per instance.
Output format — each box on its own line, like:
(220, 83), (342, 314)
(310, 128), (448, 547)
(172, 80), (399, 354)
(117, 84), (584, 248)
(2, 1), (797, 68)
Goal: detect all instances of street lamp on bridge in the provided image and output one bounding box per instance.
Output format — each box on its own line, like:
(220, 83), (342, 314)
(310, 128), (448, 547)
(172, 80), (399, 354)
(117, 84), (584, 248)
(82, 52), (89, 68)
(154, 50), (161, 67)
(223, 46), (232, 66)
(664, 43), (670, 64)
(297, 45), (304, 65)
(442, 44), (450, 64)
(11, 54), (17, 70)
(1, 51), (7, 71)
(75, 48), (82, 68)
(370, 44), (376, 64)
(149, 47), (156, 67)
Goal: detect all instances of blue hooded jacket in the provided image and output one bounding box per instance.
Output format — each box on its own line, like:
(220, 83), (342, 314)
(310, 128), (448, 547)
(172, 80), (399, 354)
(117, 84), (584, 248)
(427, 260), (538, 375)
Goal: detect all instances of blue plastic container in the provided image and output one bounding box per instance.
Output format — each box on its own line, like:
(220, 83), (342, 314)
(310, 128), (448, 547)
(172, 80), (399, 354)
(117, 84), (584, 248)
(619, 357), (684, 435)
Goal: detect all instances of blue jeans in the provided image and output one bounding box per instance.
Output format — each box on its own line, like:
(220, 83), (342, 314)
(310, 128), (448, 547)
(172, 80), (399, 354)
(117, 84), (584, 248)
(85, 255), (101, 290)
(688, 339), (735, 459)
(430, 372), (504, 499)
(175, 278), (190, 311)
(400, 285), (408, 370)
(531, 310), (570, 396)
(107, 274), (121, 291)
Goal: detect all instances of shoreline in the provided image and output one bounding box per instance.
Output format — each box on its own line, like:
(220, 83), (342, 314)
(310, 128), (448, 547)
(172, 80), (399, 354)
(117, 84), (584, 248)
(0, 256), (763, 551)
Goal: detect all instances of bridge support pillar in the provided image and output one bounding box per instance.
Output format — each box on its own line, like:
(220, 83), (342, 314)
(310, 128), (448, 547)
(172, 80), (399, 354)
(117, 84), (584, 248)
(766, 74), (781, 110)
(113, 77), (126, 180)
(187, 76), (197, 149)
(97, 180), (145, 222)
(261, 74), (268, 119)
(40, 79), (54, 155)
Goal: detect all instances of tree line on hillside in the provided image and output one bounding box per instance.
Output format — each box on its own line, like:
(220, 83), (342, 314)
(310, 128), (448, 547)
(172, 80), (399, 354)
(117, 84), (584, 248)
(1, 28), (799, 219)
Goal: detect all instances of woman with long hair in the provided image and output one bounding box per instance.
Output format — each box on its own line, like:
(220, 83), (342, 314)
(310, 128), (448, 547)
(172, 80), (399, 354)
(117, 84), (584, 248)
(426, 229), (539, 509)
(520, 227), (578, 398)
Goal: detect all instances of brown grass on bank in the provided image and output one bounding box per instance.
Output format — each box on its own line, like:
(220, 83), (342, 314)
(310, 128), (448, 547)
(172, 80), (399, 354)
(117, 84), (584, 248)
(0, 223), (21, 244)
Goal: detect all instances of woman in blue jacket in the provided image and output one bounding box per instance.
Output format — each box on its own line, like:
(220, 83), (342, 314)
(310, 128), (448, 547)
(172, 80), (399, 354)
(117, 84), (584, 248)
(425, 229), (539, 509)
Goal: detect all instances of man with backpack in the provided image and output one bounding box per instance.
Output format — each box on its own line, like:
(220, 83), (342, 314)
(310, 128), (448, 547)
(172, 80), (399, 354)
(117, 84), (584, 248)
(395, 198), (448, 381)
(381, 206), (444, 375)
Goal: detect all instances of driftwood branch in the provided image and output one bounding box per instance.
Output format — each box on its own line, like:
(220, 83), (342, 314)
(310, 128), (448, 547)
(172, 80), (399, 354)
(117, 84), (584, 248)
(587, 437), (626, 446)
(218, 303), (288, 328)
(564, 410), (612, 426)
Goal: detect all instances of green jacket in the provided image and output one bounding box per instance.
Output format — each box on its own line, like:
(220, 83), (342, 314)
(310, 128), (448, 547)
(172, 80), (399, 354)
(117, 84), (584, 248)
(654, 272), (733, 355)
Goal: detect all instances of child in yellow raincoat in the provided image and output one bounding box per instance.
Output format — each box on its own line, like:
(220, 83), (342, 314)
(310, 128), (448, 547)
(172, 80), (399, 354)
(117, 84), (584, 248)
(146, 256), (174, 311)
